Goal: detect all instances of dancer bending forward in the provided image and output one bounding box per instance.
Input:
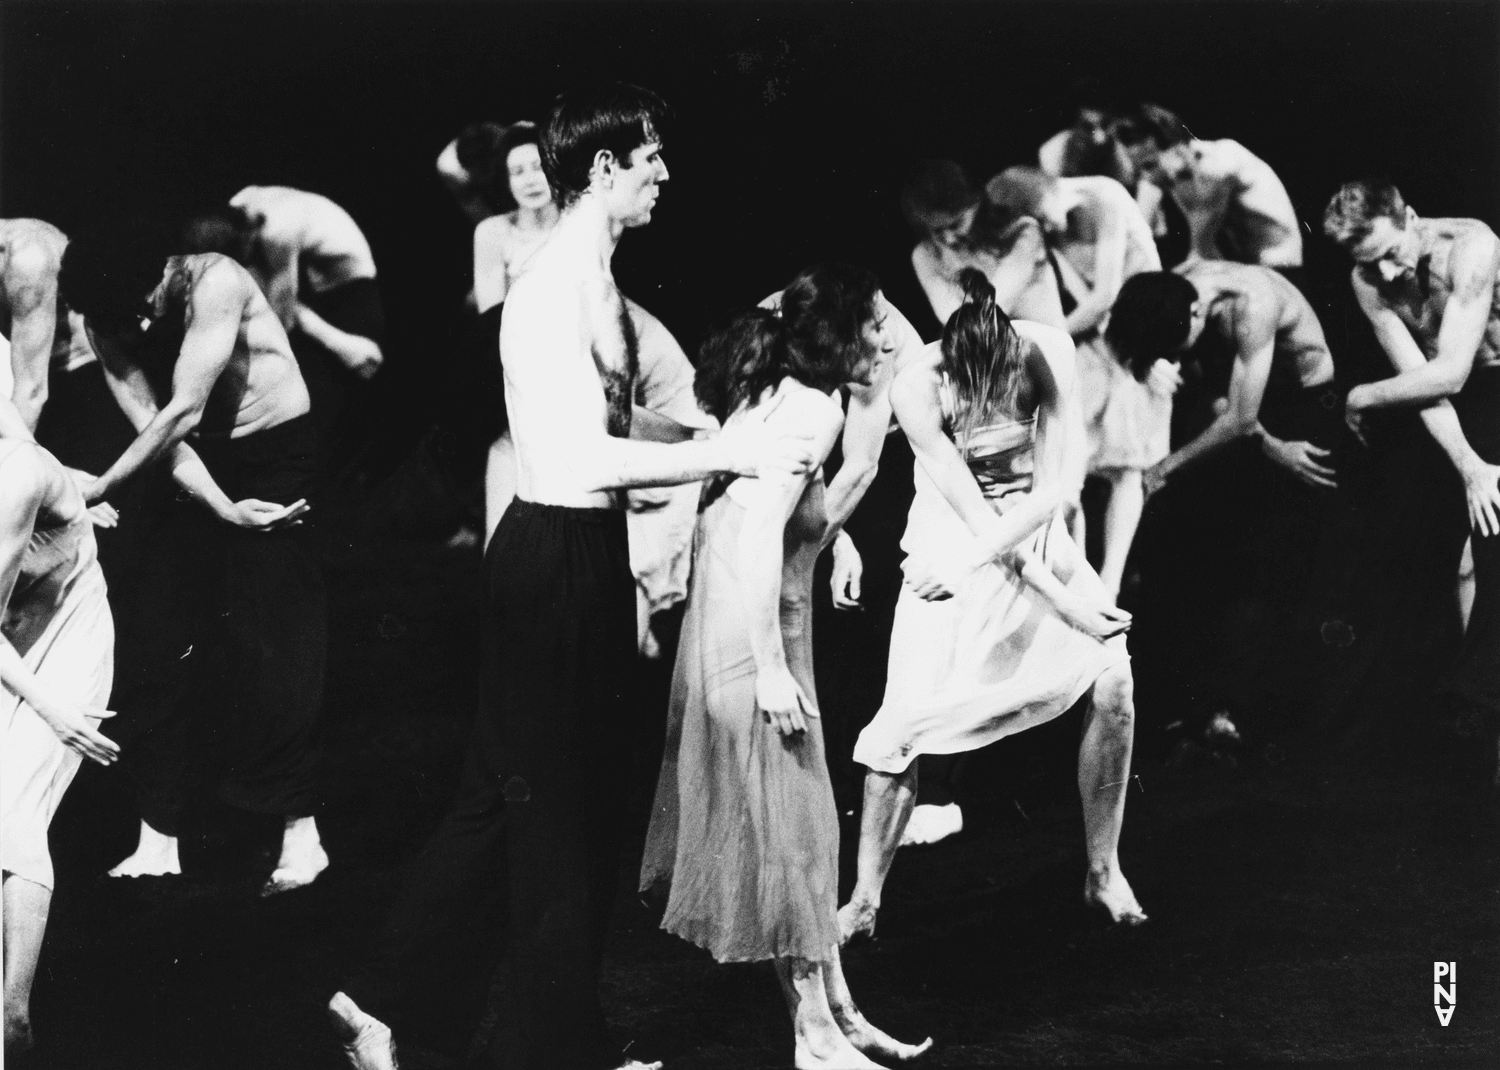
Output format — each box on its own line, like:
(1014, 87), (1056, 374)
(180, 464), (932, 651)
(642, 293), (931, 1069)
(1, 407), (117, 1056)
(840, 269), (1146, 944)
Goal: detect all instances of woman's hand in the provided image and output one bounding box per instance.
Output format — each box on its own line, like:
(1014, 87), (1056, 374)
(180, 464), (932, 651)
(1049, 588), (1133, 640)
(38, 702), (119, 766)
(903, 546), (988, 602)
(1462, 459), (1500, 537)
(756, 667), (818, 737)
(829, 529), (863, 610)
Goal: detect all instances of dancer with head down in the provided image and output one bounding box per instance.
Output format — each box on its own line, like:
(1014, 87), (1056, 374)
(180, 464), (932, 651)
(839, 269), (1145, 947)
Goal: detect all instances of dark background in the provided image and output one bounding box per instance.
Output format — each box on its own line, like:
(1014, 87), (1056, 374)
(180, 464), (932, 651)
(4, 4), (1500, 1068)
(5, 0), (1499, 408)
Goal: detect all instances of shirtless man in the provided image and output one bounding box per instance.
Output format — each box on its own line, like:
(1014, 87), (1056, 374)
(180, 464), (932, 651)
(226, 185), (384, 379)
(1107, 262), (1339, 498)
(326, 83), (814, 1070)
(58, 237), (328, 894)
(987, 166), (1172, 598)
(1324, 179), (1500, 766)
(903, 159), (1065, 330)
(1113, 104), (1304, 280)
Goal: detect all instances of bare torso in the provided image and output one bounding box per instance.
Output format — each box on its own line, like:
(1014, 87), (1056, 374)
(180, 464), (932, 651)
(231, 186), (377, 293)
(1183, 260), (1334, 388)
(1055, 176), (1161, 288)
(1168, 140), (1302, 268)
(0, 219), (76, 363)
(502, 227), (638, 510)
(1361, 217), (1500, 371)
(150, 255), (310, 437)
(474, 210), (556, 314)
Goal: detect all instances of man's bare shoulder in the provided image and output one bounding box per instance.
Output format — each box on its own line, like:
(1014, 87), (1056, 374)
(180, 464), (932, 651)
(178, 253), (256, 310)
(1074, 174), (1134, 209)
(891, 342), (943, 403)
(1434, 218), (1500, 262)
(0, 219), (67, 281)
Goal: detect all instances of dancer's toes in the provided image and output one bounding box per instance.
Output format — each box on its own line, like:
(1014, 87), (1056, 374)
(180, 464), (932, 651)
(262, 843), (330, 897)
(108, 847), (182, 878)
(837, 1010), (933, 1062)
(614, 1061), (663, 1070)
(836, 898), (878, 945)
(898, 804), (962, 848)
(328, 992), (399, 1070)
(795, 1028), (889, 1070)
(1084, 870), (1147, 926)
(5, 1012), (35, 1055)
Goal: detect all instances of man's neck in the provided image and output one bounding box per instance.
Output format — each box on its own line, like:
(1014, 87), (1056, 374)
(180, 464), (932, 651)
(555, 194), (624, 274)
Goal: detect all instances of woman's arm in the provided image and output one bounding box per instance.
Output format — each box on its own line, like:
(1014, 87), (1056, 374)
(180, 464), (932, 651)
(0, 448), (118, 765)
(734, 388), (843, 736)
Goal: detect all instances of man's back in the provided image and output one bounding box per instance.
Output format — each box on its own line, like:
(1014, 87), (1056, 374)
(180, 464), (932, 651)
(152, 254), (311, 437)
(0, 219), (68, 317)
(1175, 140), (1301, 267)
(1060, 176), (1161, 283)
(230, 186), (376, 291)
(1185, 260), (1331, 385)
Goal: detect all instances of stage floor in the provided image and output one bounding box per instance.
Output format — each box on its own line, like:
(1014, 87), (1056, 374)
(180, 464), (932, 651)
(33, 533), (1500, 1069)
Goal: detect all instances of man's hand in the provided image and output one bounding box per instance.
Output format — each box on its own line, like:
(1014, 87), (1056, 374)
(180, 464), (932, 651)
(86, 502), (121, 529)
(830, 529), (863, 610)
(717, 415), (816, 480)
(1261, 436), (1337, 489)
(68, 468), (104, 505)
(1343, 383), (1373, 445)
(755, 666), (818, 737)
(1145, 359), (1183, 400)
(219, 498), (311, 532)
(1143, 462), (1169, 499)
(1462, 459), (1500, 538)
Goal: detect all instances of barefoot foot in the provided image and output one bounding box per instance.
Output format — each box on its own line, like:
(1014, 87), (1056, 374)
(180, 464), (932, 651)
(262, 842), (329, 896)
(4, 1012), (35, 1056)
(836, 898), (878, 945)
(795, 1024), (889, 1070)
(1084, 868), (1147, 926)
(833, 1006), (932, 1062)
(108, 823), (181, 878)
(328, 992), (398, 1070)
(898, 804), (962, 848)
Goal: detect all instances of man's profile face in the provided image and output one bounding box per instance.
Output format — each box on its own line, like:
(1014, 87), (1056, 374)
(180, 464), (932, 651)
(1182, 299), (1210, 350)
(608, 138), (669, 228)
(929, 203), (978, 251)
(1349, 216), (1419, 285)
(852, 297), (896, 388)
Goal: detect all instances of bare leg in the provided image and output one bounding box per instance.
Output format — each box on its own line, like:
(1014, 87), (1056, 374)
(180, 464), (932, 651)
(328, 991), (399, 1070)
(108, 818), (181, 878)
(483, 432), (518, 550)
(774, 957), (887, 1069)
(1097, 469), (1145, 603)
(822, 943), (932, 1061)
(1077, 664), (1146, 924)
(837, 766), (917, 943)
(262, 815), (329, 896)
(3, 874), (49, 1055)
(1459, 537), (1476, 634)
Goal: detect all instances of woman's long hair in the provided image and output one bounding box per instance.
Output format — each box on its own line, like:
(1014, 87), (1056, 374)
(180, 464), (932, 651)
(694, 263), (879, 423)
(940, 268), (1027, 445)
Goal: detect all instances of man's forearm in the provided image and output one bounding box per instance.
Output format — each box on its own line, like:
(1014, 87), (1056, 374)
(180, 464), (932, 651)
(1416, 400), (1483, 477)
(298, 305), (382, 373)
(1360, 360), (1469, 410)
(92, 407), (198, 500)
(1159, 412), (1254, 480)
(575, 436), (734, 492)
(821, 460), (878, 544)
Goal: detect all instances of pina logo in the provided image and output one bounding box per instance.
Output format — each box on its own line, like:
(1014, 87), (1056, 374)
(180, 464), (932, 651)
(1433, 962), (1457, 1026)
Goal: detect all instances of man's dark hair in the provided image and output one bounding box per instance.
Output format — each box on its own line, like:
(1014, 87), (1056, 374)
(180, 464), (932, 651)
(455, 120), (508, 172)
(1063, 76), (1119, 124)
(541, 82), (671, 208)
(1105, 271), (1200, 380)
(181, 207), (254, 263)
(1323, 178), (1407, 247)
(900, 159), (982, 238)
(59, 232), (167, 330)
(1111, 102), (1191, 150)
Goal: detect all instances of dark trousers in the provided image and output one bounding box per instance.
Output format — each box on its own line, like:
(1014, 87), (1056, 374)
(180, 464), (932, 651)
(118, 415), (326, 831)
(296, 277), (386, 489)
(347, 500), (637, 1070)
(1441, 366), (1500, 725)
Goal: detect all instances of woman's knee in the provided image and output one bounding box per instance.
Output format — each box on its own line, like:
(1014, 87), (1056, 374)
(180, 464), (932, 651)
(1092, 665), (1135, 727)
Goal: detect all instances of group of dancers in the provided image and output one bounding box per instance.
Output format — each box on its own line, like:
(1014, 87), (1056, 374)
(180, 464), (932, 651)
(2, 76), (1497, 1070)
